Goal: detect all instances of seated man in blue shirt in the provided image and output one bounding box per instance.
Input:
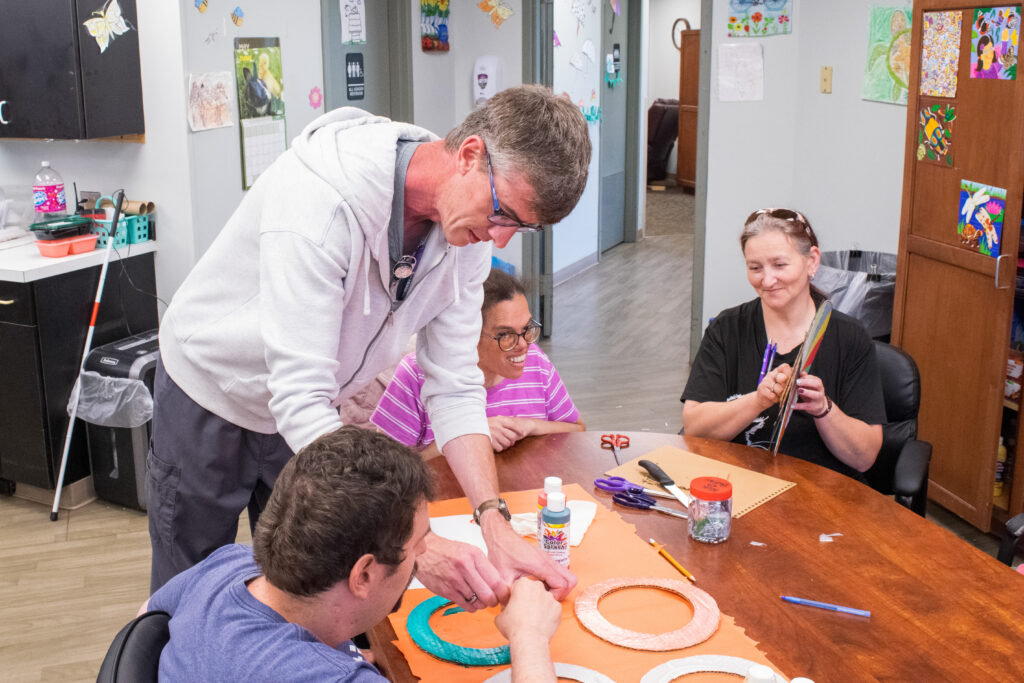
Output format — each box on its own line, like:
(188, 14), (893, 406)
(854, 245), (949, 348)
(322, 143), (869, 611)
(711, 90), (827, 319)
(140, 426), (561, 682)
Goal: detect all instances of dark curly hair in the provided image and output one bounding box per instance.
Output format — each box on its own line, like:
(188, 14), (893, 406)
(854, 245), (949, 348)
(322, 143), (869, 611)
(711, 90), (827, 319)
(252, 427), (435, 597)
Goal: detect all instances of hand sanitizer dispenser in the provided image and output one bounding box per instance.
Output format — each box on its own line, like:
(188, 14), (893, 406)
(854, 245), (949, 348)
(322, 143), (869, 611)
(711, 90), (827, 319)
(473, 56), (501, 107)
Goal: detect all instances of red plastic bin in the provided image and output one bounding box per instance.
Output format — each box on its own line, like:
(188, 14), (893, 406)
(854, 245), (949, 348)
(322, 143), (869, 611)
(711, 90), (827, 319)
(35, 233), (99, 258)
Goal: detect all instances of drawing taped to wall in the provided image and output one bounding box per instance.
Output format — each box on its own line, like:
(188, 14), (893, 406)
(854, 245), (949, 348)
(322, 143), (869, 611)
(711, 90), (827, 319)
(478, 0), (514, 28)
(421, 0), (450, 51)
(188, 72), (233, 132)
(82, 0), (135, 54)
(341, 0), (366, 45)
(861, 6), (912, 106)
(726, 0), (793, 38)
(917, 102), (955, 167)
(971, 7), (1019, 79)
(920, 11), (963, 97)
(957, 179), (1006, 258)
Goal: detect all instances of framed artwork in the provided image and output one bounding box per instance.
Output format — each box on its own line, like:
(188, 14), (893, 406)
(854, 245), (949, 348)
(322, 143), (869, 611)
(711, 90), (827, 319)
(971, 6), (1019, 79)
(921, 10), (963, 97)
(957, 179), (1006, 258)
(917, 101), (955, 166)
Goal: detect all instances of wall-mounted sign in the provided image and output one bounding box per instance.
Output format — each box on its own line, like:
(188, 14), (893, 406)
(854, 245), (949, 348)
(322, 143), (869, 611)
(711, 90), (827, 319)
(346, 52), (365, 100)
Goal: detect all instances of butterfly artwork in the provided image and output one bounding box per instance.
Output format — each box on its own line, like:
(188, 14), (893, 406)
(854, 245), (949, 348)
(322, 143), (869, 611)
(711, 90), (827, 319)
(82, 0), (135, 54)
(477, 0), (514, 28)
(957, 179), (1006, 258)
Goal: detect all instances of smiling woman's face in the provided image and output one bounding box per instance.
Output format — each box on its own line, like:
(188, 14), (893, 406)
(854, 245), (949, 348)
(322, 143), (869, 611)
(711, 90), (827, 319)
(743, 230), (819, 312)
(477, 293), (533, 385)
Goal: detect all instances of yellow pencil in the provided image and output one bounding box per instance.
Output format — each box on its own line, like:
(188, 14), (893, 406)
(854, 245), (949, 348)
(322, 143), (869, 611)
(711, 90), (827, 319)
(649, 538), (697, 583)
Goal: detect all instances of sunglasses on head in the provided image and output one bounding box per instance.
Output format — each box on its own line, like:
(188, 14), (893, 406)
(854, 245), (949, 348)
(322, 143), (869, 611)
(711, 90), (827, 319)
(745, 208), (815, 239)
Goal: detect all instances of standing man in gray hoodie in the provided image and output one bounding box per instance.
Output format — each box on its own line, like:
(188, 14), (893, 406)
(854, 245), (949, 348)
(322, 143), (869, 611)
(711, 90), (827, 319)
(148, 85), (591, 612)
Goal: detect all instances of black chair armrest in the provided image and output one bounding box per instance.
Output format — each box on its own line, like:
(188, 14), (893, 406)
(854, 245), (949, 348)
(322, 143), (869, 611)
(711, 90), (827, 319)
(997, 513), (1024, 566)
(893, 439), (931, 517)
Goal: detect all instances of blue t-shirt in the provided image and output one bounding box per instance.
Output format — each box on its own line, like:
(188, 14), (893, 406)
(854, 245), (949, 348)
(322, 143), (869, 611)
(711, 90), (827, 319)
(148, 544), (384, 682)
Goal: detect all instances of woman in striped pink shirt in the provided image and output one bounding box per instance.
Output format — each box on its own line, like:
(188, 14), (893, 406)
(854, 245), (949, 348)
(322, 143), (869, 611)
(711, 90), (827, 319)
(372, 269), (585, 457)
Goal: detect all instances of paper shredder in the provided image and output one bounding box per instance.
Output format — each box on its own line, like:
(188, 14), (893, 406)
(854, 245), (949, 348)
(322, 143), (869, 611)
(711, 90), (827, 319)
(83, 329), (159, 510)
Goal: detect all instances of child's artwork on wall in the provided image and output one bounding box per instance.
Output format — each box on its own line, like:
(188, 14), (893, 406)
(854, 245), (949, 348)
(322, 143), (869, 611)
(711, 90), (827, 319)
(420, 0), (450, 52)
(958, 179), (1006, 257)
(862, 6), (912, 105)
(188, 72), (233, 132)
(921, 10), (963, 97)
(971, 7), (1019, 79)
(917, 102), (955, 166)
(727, 0), (793, 37)
(478, 0), (513, 28)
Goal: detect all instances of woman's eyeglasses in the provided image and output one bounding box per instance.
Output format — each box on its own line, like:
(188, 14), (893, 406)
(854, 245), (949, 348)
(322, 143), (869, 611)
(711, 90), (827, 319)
(485, 149), (544, 233)
(483, 320), (542, 351)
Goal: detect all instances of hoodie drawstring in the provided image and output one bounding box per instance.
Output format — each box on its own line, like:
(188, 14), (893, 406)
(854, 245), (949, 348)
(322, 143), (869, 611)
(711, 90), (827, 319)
(363, 255), (371, 316)
(451, 248), (460, 306)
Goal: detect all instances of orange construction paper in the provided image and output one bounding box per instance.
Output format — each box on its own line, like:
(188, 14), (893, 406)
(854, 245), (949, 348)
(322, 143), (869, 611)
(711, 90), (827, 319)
(607, 446), (796, 517)
(387, 484), (787, 682)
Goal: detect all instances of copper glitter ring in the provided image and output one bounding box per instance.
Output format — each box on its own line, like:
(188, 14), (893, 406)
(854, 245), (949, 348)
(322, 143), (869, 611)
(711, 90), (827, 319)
(574, 576), (720, 651)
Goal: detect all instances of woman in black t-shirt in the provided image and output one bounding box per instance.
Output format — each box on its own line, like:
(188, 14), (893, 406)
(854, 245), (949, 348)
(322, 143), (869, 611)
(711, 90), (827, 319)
(681, 209), (884, 478)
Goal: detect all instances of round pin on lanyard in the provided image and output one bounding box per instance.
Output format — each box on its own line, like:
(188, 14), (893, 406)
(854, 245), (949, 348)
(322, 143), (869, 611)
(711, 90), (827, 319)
(393, 254), (417, 279)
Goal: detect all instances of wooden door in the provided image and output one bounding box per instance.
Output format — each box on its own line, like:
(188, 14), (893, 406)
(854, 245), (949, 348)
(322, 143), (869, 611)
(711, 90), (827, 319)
(893, 2), (1024, 530)
(677, 28), (700, 189)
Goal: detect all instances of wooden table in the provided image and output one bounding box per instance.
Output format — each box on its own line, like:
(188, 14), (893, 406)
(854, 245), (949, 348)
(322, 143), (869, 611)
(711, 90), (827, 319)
(370, 432), (1024, 682)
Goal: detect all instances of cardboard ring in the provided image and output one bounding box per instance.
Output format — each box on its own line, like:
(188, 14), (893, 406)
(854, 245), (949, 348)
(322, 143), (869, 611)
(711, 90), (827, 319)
(574, 577), (720, 651)
(407, 595), (510, 666)
(640, 655), (787, 682)
(483, 662), (617, 682)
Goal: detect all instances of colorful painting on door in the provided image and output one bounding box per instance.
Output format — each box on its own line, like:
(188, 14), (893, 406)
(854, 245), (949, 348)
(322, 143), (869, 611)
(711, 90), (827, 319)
(917, 102), (955, 166)
(971, 6), (1019, 80)
(921, 11), (963, 97)
(726, 0), (793, 38)
(861, 6), (912, 105)
(957, 179), (1006, 258)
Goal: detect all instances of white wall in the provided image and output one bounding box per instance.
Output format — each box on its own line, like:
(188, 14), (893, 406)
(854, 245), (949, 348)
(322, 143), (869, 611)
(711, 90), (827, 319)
(181, 0), (326, 257)
(648, 0), (701, 175)
(409, 0), (525, 274)
(701, 0), (907, 326)
(552, 0), (602, 275)
(0, 2), (195, 302)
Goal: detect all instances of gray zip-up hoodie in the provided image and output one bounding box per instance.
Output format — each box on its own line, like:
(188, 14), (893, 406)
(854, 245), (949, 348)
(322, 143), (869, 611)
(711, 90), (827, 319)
(159, 108), (491, 452)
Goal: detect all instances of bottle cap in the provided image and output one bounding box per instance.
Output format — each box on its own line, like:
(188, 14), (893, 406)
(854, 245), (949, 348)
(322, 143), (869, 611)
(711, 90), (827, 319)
(543, 476), (563, 493)
(41, 161), (50, 167)
(690, 476), (732, 501)
(546, 491), (566, 512)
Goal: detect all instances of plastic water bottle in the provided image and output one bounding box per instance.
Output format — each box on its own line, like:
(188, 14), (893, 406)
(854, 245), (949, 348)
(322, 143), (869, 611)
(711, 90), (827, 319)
(32, 161), (66, 220)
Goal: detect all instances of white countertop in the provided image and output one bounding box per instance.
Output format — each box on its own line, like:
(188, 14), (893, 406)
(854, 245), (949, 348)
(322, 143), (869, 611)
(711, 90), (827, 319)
(0, 238), (158, 283)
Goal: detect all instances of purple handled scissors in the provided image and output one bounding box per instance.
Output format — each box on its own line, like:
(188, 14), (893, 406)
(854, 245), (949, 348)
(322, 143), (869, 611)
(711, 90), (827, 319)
(611, 491), (688, 520)
(594, 476), (675, 500)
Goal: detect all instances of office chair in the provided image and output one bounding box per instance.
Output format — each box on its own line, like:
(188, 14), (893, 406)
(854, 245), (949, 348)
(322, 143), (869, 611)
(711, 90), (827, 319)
(866, 341), (932, 516)
(997, 513), (1024, 571)
(96, 610), (170, 683)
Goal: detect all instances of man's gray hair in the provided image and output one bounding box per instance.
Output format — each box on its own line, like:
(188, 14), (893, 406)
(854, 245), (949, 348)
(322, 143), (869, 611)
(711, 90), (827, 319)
(445, 84), (591, 225)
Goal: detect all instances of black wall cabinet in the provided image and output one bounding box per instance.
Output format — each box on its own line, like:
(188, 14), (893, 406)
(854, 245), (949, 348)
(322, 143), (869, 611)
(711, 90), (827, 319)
(0, 0), (145, 139)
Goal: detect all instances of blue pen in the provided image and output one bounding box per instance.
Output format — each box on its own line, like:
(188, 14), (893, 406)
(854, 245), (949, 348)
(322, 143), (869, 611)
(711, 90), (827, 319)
(757, 338), (774, 384)
(780, 595), (871, 618)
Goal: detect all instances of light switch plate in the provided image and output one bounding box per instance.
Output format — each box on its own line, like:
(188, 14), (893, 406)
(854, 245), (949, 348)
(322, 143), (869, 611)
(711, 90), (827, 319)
(820, 66), (833, 94)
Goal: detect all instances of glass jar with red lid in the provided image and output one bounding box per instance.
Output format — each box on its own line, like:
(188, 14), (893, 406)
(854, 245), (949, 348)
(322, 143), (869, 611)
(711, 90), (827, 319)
(688, 476), (732, 543)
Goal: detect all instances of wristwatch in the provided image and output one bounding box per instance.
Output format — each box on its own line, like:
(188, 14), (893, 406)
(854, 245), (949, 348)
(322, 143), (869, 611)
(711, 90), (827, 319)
(473, 497), (511, 525)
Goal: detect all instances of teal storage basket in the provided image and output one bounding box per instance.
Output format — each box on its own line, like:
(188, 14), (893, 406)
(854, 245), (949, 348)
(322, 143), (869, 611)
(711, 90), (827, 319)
(91, 214), (149, 248)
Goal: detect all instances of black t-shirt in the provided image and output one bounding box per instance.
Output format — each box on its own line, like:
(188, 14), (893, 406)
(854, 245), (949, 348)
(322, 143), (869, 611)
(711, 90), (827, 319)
(681, 298), (886, 479)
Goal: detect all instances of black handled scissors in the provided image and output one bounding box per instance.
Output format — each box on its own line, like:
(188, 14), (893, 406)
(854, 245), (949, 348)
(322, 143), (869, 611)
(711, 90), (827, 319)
(611, 491), (688, 520)
(601, 433), (630, 465)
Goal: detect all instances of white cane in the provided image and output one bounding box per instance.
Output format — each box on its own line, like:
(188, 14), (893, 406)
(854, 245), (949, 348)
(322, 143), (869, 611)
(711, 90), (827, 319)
(50, 189), (125, 521)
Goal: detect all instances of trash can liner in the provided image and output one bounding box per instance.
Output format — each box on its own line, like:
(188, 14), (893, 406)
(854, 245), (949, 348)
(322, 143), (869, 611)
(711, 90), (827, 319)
(814, 251), (897, 339)
(68, 370), (153, 428)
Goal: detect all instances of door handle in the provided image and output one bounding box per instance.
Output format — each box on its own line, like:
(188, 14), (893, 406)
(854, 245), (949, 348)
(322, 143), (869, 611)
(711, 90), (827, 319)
(996, 253), (1011, 290)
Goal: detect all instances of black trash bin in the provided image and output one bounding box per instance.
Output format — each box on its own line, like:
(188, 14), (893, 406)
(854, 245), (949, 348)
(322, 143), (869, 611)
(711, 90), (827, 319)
(814, 251), (897, 341)
(80, 329), (159, 511)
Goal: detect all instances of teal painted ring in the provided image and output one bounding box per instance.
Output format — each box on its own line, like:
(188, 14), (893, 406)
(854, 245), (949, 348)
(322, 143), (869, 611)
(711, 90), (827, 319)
(407, 595), (511, 666)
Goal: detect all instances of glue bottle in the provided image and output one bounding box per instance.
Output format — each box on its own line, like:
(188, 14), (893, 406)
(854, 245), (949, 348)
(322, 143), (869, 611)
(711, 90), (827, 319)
(541, 491), (570, 567)
(537, 476), (562, 538)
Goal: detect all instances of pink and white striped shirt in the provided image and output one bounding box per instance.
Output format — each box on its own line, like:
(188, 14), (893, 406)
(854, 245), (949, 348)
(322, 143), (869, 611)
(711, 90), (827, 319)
(371, 346), (580, 447)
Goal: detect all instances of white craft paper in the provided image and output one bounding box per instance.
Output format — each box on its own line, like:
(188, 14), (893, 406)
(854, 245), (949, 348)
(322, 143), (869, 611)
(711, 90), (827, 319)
(340, 0), (367, 45)
(581, 39), (596, 63)
(818, 532), (843, 543)
(408, 501), (598, 590)
(718, 43), (764, 102)
(570, 52), (586, 71)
